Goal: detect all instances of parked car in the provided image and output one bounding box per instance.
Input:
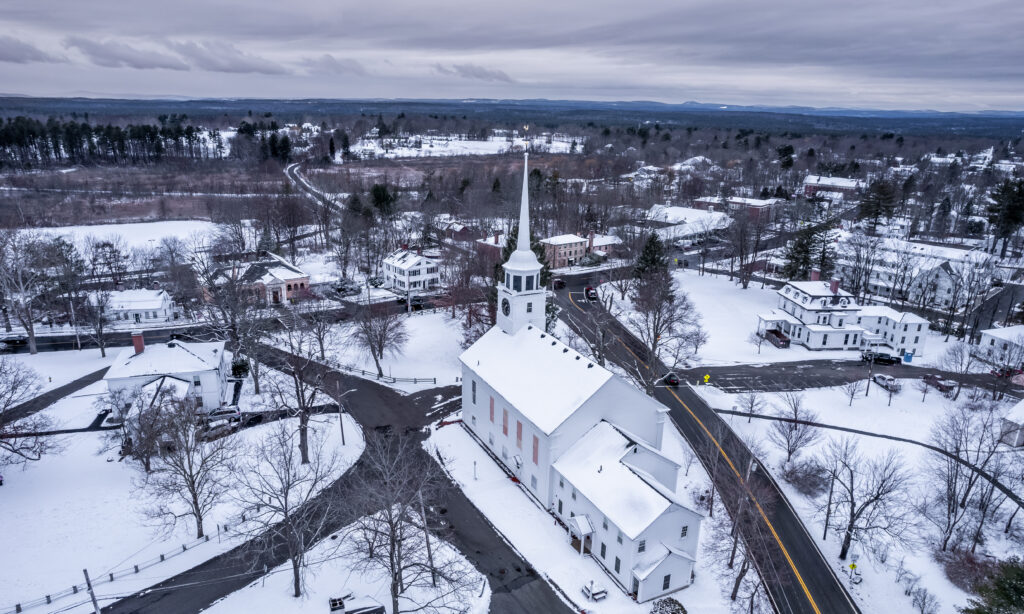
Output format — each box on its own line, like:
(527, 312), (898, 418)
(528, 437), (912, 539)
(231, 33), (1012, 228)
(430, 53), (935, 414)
(552, 278), (566, 289)
(861, 351), (900, 365)
(923, 374), (957, 394)
(872, 374), (902, 392)
(202, 406), (242, 423)
(990, 367), (1023, 378)
(394, 295), (428, 308)
(662, 372), (681, 387)
(584, 286), (599, 301)
(197, 419), (236, 441)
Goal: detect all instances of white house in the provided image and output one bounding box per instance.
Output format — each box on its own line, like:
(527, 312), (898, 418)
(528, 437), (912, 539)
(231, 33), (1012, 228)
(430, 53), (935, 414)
(976, 325), (1024, 367)
(92, 289), (180, 324)
(104, 331), (230, 412)
(758, 277), (930, 357)
(1000, 399), (1024, 447)
(382, 249), (440, 295)
(461, 153), (702, 602)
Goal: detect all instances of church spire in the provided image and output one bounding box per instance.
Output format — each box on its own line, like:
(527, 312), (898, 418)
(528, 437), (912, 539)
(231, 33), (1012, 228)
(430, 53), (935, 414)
(516, 152), (531, 253)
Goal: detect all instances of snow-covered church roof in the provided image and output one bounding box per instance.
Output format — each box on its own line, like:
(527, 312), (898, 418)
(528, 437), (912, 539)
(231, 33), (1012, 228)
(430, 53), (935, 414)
(459, 325), (611, 435)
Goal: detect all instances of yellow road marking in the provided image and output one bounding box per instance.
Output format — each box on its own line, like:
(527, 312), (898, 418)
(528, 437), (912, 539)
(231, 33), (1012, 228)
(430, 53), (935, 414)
(567, 291), (586, 313)
(666, 386), (822, 614)
(617, 336), (649, 369)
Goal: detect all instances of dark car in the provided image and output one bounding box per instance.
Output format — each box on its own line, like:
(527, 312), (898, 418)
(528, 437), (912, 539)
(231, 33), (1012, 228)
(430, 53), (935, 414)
(923, 374), (957, 394)
(663, 372), (681, 387)
(552, 278), (566, 290)
(584, 286), (599, 301)
(861, 351), (900, 365)
(990, 367), (1023, 378)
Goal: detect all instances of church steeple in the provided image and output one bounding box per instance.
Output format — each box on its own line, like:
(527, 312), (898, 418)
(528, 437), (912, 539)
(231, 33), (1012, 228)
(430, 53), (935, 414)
(497, 151), (545, 335)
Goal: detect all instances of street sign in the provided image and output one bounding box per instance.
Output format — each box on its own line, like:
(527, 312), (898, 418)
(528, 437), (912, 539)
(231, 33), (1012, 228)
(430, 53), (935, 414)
(703, 374), (710, 384)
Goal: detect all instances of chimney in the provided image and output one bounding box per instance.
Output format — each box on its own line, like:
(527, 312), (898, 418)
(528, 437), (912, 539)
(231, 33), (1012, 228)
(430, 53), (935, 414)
(810, 268), (820, 282)
(416, 245), (422, 256)
(494, 231), (500, 245)
(830, 277), (840, 295)
(131, 330), (145, 355)
(588, 230), (594, 252)
(401, 243), (408, 251)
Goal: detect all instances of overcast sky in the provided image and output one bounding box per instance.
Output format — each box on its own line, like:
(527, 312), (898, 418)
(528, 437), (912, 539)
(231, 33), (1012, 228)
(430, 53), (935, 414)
(1, 0), (1021, 111)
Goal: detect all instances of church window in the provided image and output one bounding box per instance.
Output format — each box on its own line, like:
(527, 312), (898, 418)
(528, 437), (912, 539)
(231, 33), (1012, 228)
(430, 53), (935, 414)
(471, 380), (476, 404)
(502, 409), (508, 435)
(532, 435), (539, 464)
(516, 421), (523, 449)
(638, 540), (646, 553)
(513, 276), (522, 292)
(527, 302), (532, 313)
(526, 275), (534, 290)
(530, 475), (537, 490)
(488, 433), (494, 446)
(663, 574), (671, 590)
(504, 272), (510, 288)
(559, 477), (564, 489)
(680, 525), (688, 538)
(489, 397), (494, 422)
(614, 557), (620, 573)
(471, 415), (476, 426)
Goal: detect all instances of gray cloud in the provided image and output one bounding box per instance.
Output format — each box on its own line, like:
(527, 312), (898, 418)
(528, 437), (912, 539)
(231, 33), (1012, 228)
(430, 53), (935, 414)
(62, 36), (189, 70)
(165, 41), (287, 75)
(0, 35), (63, 64)
(300, 54), (367, 76)
(434, 63), (513, 83)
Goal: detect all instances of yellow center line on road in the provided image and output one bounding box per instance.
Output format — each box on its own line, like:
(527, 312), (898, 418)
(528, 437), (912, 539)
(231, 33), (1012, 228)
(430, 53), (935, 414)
(567, 291), (586, 313)
(665, 386), (822, 614)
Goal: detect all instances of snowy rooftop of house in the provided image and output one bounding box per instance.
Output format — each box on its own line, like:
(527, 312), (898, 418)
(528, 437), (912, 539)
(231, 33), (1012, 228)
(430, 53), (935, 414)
(784, 281), (855, 300)
(383, 249), (436, 271)
(1006, 399), (1024, 424)
(140, 375), (191, 405)
(634, 544), (696, 581)
(980, 325), (1024, 343)
(105, 339), (225, 380)
(646, 205), (730, 227)
(803, 175), (864, 189)
(475, 234), (507, 248)
(541, 234), (587, 246)
(90, 289), (169, 311)
(552, 422), (672, 540)
(219, 252), (307, 286)
(459, 325), (612, 435)
(591, 233), (622, 247)
(858, 305), (929, 323)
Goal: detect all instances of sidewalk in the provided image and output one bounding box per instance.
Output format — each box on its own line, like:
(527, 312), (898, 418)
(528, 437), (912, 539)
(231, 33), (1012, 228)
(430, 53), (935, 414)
(2, 366), (109, 425)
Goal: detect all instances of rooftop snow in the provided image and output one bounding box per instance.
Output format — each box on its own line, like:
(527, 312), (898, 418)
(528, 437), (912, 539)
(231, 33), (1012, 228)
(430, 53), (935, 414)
(459, 326), (611, 435)
(803, 175), (864, 189)
(383, 249), (436, 270)
(980, 324), (1024, 343)
(105, 340), (225, 380)
(91, 289), (169, 311)
(858, 305), (929, 323)
(552, 422), (671, 540)
(541, 234), (587, 246)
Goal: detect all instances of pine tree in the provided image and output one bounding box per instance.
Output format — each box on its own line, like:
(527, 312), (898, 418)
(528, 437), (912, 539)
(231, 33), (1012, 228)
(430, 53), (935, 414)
(987, 179), (1024, 257)
(328, 137), (336, 160)
(634, 234), (669, 281)
(781, 226), (816, 280)
(961, 557), (1024, 614)
(858, 180), (897, 231)
(813, 227), (838, 279)
(257, 224), (276, 253)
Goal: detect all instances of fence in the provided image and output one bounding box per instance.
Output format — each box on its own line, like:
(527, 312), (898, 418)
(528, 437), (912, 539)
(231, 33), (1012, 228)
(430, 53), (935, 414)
(335, 363), (436, 385)
(1, 517), (249, 614)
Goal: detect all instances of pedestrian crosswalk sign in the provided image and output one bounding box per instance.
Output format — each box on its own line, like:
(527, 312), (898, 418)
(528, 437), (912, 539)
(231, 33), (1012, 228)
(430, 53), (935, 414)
(849, 563), (857, 571)
(704, 374), (710, 383)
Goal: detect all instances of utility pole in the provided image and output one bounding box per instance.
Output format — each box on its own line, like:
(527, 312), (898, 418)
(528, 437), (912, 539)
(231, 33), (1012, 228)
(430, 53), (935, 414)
(823, 473), (835, 540)
(83, 569), (100, 614)
(418, 490), (437, 587)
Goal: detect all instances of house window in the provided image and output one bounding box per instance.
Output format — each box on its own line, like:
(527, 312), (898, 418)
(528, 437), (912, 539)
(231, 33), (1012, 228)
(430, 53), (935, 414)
(502, 409), (508, 435)
(822, 334), (828, 345)
(530, 475), (537, 490)
(600, 543), (606, 559)
(617, 532), (623, 545)
(571, 489), (577, 500)
(532, 435), (539, 465)
(614, 557), (621, 573)
(638, 540), (646, 553)
(501, 446), (508, 460)
(680, 525), (688, 538)
(917, 324), (922, 331)
(472, 380), (477, 404)
(193, 376), (202, 387)
(194, 396), (203, 408)
(527, 302), (533, 313)
(843, 334), (849, 345)
(663, 574), (671, 590)
(516, 421), (523, 449)
(602, 517), (608, 531)
(914, 336), (919, 343)
(559, 477), (564, 489)
(558, 499), (563, 514)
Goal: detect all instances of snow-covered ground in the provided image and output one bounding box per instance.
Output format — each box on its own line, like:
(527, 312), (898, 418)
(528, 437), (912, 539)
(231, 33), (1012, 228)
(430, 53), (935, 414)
(349, 133), (578, 160)
(425, 420), (734, 614)
(606, 269), (950, 367)
(8, 347), (118, 393)
(0, 411), (363, 613)
(38, 220), (219, 251)
(693, 382), (1018, 614)
(332, 310), (465, 392)
(203, 518), (490, 614)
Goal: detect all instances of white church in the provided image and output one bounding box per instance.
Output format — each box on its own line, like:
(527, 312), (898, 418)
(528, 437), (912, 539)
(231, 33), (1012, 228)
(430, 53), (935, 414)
(460, 153), (703, 603)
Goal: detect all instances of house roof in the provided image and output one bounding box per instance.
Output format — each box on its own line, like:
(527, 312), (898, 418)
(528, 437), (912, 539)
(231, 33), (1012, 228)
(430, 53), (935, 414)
(981, 325), (1024, 343)
(383, 249), (436, 271)
(140, 375), (191, 406)
(803, 175), (864, 190)
(217, 252), (307, 286)
(633, 544), (696, 580)
(1006, 399), (1024, 424)
(857, 305), (929, 323)
(552, 421), (672, 540)
(91, 289), (169, 311)
(541, 234), (586, 246)
(105, 340), (225, 380)
(459, 325), (612, 435)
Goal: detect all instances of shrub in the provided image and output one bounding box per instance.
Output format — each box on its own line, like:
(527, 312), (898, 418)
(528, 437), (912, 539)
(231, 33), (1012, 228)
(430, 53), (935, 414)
(781, 459), (830, 496)
(935, 550), (999, 593)
(650, 597), (687, 614)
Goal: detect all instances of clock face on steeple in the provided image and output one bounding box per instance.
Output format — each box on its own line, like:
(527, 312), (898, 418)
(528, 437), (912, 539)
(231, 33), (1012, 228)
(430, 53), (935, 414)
(501, 298), (511, 316)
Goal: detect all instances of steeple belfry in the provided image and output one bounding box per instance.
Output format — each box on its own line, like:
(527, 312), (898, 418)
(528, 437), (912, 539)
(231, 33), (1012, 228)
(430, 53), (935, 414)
(497, 151), (545, 335)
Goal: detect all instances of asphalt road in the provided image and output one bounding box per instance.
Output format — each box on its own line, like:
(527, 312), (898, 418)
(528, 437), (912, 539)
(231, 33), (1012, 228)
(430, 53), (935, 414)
(555, 281), (860, 614)
(103, 347), (568, 614)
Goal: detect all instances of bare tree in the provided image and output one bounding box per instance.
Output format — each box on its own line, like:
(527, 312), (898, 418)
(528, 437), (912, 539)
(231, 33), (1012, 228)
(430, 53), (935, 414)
(737, 391), (766, 423)
(0, 356), (49, 465)
(140, 399), (238, 538)
(821, 437), (912, 560)
(351, 302), (409, 378)
(99, 386), (173, 473)
(842, 380), (862, 406)
(914, 379), (931, 403)
(939, 341), (976, 401)
(83, 289), (113, 358)
(767, 392), (821, 463)
(341, 433), (477, 614)
(747, 332), (766, 355)
(0, 230), (47, 354)
(234, 418), (341, 597)
(625, 272), (698, 394)
(299, 297), (339, 361)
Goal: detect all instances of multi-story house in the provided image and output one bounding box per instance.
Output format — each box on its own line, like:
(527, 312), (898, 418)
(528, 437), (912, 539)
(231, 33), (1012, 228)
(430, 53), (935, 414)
(382, 249), (440, 295)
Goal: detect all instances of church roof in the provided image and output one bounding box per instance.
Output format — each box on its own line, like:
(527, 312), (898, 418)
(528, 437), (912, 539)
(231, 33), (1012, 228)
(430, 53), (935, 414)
(459, 325), (611, 435)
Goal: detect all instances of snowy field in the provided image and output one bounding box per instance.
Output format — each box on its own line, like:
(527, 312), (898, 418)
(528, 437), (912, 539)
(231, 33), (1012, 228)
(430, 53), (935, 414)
(425, 420), (734, 614)
(204, 518), (490, 614)
(331, 310), (465, 392)
(38, 220), (219, 250)
(0, 412), (364, 613)
(607, 269), (951, 367)
(349, 134), (577, 160)
(8, 347), (118, 393)
(694, 382), (1021, 614)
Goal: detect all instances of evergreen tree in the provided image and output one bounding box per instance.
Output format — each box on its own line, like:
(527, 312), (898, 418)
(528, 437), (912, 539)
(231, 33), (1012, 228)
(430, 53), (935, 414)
(370, 184), (396, 217)
(257, 224), (276, 253)
(328, 137), (336, 160)
(340, 131), (351, 156)
(781, 226), (817, 280)
(858, 180), (897, 231)
(987, 179), (1024, 257)
(634, 234), (669, 281)
(961, 557), (1024, 614)
(813, 227), (838, 279)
